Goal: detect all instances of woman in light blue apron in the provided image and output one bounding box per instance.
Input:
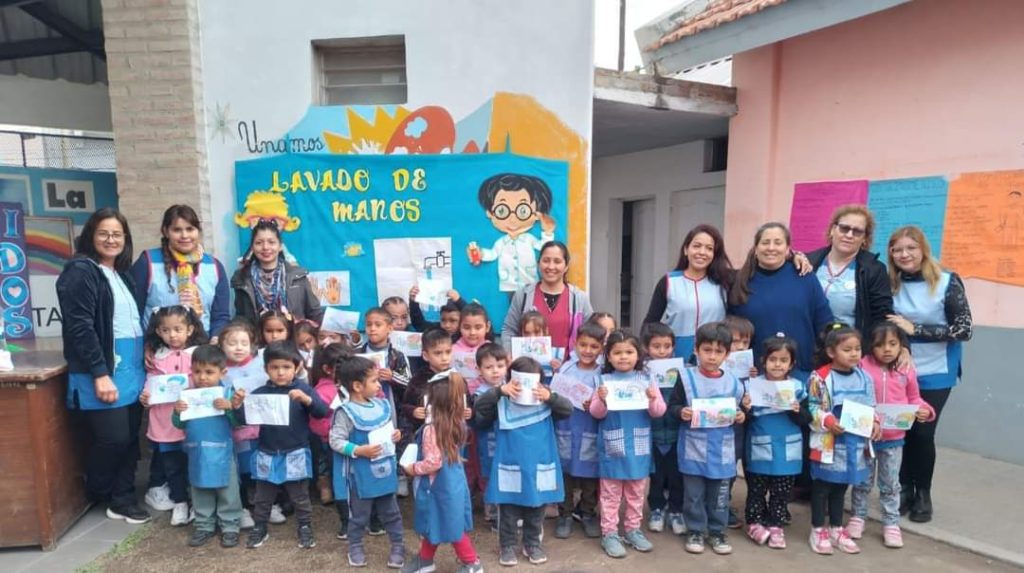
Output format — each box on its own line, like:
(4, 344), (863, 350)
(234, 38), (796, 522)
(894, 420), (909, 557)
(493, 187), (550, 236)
(58, 208), (149, 524)
(887, 226), (972, 523)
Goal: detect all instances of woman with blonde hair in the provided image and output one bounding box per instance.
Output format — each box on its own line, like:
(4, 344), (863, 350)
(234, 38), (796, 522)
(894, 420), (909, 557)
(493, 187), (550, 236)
(886, 225), (972, 524)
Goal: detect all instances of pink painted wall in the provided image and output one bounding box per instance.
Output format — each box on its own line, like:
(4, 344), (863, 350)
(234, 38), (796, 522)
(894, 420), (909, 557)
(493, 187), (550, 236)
(724, 0), (1024, 327)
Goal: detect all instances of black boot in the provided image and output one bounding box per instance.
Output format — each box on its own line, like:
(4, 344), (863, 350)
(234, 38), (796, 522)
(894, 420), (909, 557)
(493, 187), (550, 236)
(909, 488), (932, 523)
(899, 484), (914, 515)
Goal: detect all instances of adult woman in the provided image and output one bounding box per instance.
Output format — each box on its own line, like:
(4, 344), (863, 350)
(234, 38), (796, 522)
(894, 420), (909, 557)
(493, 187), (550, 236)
(230, 219), (324, 325)
(806, 205), (893, 336)
(729, 222), (834, 379)
(501, 240), (593, 356)
(57, 208), (150, 523)
(642, 224), (732, 358)
(887, 226), (972, 523)
(130, 205), (231, 337)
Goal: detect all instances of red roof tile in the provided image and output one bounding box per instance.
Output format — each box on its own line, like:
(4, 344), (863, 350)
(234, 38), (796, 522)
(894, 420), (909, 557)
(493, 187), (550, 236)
(644, 0), (788, 52)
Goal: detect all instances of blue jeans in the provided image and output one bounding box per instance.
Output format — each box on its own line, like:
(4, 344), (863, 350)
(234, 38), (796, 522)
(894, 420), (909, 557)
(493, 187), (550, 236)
(682, 474), (729, 535)
(852, 446), (903, 526)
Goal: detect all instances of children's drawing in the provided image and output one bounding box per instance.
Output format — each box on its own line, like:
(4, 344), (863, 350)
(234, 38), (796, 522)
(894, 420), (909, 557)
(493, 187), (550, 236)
(389, 331), (422, 357)
(179, 387), (226, 421)
(747, 378), (798, 411)
(510, 370), (541, 406)
(647, 358), (685, 389)
(357, 351), (388, 369)
(690, 397), (737, 429)
(244, 393), (291, 426)
(550, 374), (594, 410)
(367, 422), (397, 460)
(510, 336), (553, 364)
(322, 307), (360, 334)
(602, 374), (649, 411)
(452, 351), (478, 381)
(417, 278), (450, 313)
(723, 349), (754, 381)
(876, 403), (918, 431)
(147, 373), (190, 405)
(838, 400), (875, 438)
(308, 270), (351, 306)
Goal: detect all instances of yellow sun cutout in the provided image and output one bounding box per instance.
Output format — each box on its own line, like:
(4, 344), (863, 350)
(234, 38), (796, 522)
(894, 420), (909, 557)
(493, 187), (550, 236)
(323, 107), (411, 155)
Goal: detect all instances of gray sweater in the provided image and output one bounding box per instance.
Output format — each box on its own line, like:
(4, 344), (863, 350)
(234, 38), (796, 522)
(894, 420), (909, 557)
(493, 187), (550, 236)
(500, 282), (593, 351)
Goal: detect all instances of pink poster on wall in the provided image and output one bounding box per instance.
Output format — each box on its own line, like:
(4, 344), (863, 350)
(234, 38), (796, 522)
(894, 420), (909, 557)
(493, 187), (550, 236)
(788, 180), (868, 252)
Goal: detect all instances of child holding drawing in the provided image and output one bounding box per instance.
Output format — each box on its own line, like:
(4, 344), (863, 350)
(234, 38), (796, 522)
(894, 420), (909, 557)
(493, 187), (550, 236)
(517, 310), (563, 374)
(474, 357), (572, 566)
(589, 329), (665, 558)
(849, 322), (934, 549)
(743, 335), (806, 550)
(806, 324), (880, 555)
(723, 314), (758, 529)
(307, 343), (348, 508)
(642, 322), (686, 536)
(409, 285), (466, 338)
(218, 319), (264, 529)
(329, 352), (405, 568)
(471, 342), (510, 522)
(667, 322), (747, 555)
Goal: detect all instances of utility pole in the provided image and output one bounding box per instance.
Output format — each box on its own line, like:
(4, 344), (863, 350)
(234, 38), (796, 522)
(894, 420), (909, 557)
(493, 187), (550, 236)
(617, 0), (626, 71)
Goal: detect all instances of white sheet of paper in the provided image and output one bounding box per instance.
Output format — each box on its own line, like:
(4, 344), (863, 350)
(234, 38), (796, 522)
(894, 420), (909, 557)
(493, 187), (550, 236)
(307, 270), (351, 307)
(839, 400), (875, 438)
(389, 331), (422, 357)
(748, 378), (798, 410)
(690, 397), (737, 428)
(367, 422), (396, 460)
(147, 373), (190, 405)
(550, 374), (594, 410)
(329, 394), (343, 410)
(399, 444), (419, 468)
(876, 404), (919, 430)
(357, 351), (388, 369)
(417, 277), (451, 311)
(510, 336), (553, 364)
(723, 349), (755, 380)
(179, 387), (226, 421)
(647, 358), (685, 389)
(510, 370), (541, 406)
(452, 351), (478, 381)
(244, 394), (291, 426)
(373, 237), (453, 305)
(602, 375), (649, 411)
(322, 307), (360, 334)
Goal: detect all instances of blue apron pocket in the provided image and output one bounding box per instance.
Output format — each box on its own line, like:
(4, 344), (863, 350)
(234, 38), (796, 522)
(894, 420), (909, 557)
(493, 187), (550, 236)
(536, 463), (558, 492)
(498, 464), (522, 493)
(285, 449), (310, 480)
(684, 431), (708, 463)
(722, 431), (736, 464)
(603, 428), (625, 457)
(556, 429), (572, 460)
(633, 427), (651, 457)
(370, 458), (393, 479)
(750, 435), (773, 462)
(784, 433), (802, 462)
(832, 442), (848, 474)
(580, 432), (598, 461)
(253, 450), (272, 480)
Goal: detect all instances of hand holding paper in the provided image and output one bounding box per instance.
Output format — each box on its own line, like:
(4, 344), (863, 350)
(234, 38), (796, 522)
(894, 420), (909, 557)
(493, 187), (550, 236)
(509, 370), (541, 406)
(244, 394), (291, 425)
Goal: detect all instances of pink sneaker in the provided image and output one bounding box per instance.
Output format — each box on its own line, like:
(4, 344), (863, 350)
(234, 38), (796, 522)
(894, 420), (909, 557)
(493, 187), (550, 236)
(830, 527), (861, 554)
(883, 525), (904, 548)
(746, 523), (770, 545)
(809, 527), (833, 555)
(846, 517), (865, 539)
(767, 527), (786, 549)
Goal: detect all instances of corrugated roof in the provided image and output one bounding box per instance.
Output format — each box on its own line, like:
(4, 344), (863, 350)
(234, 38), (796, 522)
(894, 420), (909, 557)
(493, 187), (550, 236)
(0, 0), (106, 84)
(644, 0), (788, 53)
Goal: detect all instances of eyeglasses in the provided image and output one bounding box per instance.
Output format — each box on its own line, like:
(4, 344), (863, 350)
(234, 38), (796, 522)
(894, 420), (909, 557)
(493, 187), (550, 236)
(96, 231), (125, 242)
(490, 202), (534, 221)
(890, 246), (920, 256)
(835, 224), (866, 238)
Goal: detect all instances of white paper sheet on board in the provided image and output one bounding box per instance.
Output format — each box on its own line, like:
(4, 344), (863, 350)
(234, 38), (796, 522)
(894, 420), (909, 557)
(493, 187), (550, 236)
(373, 237), (453, 304)
(307, 271), (351, 307)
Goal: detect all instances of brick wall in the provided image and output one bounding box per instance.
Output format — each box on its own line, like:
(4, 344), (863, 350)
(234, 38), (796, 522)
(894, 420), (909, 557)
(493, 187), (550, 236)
(100, 0), (212, 253)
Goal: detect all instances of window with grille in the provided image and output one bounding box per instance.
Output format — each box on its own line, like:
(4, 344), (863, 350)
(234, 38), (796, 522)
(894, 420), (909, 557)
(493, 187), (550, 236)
(312, 35), (407, 106)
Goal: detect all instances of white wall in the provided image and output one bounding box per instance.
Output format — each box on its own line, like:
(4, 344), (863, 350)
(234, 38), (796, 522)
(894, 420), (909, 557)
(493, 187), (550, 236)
(0, 75), (111, 132)
(198, 0), (595, 262)
(589, 140), (726, 318)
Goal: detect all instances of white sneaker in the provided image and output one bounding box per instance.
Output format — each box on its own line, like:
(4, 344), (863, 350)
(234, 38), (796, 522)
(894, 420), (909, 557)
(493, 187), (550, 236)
(269, 504), (287, 524)
(397, 475), (410, 498)
(170, 502), (194, 526)
(240, 508), (255, 529)
(144, 485), (174, 511)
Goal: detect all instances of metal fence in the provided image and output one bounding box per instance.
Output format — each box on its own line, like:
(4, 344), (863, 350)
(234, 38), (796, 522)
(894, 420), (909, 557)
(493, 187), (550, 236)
(0, 126), (115, 172)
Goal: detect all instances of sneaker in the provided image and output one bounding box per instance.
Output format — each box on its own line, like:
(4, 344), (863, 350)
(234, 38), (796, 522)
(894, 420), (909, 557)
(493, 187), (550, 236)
(221, 531), (240, 548)
(648, 508), (665, 532)
(106, 503), (151, 525)
(581, 515), (601, 538)
(397, 476), (410, 498)
(523, 545), (548, 564)
(808, 527), (833, 555)
(188, 529), (216, 547)
(669, 512), (687, 536)
(882, 525), (904, 549)
(348, 544), (367, 567)
(246, 524), (269, 549)
(767, 527), (786, 549)
(400, 555), (437, 573)
(240, 509), (255, 529)
(684, 532), (705, 554)
(727, 509), (742, 529)
(709, 532), (733, 555)
(368, 514), (385, 536)
(269, 504), (286, 524)
(746, 523), (770, 545)
(170, 502), (194, 526)
(455, 561), (483, 573)
(499, 546), (519, 566)
(554, 516), (573, 539)
(297, 523), (316, 549)
(601, 533), (627, 558)
(388, 544), (406, 569)
(144, 485), (174, 511)
(829, 526), (860, 554)
(846, 517), (865, 540)
(623, 528), (653, 552)
(337, 521), (349, 540)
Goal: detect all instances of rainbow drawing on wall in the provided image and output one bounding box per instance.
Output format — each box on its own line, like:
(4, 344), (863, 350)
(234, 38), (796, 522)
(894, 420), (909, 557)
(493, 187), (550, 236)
(25, 217), (74, 276)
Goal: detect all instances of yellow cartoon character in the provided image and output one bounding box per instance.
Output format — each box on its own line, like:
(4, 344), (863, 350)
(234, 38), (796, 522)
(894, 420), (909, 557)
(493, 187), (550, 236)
(234, 191), (301, 231)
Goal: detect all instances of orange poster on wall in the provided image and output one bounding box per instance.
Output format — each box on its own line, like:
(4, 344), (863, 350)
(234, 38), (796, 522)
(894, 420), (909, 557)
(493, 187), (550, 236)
(942, 170), (1024, 287)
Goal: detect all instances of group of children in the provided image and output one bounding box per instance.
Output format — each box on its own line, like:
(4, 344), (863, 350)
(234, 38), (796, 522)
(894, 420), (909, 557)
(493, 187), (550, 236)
(136, 289), (933, 569)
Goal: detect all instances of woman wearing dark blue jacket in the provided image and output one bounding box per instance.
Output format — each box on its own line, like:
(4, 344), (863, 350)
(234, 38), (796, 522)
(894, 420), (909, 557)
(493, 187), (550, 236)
(57, 208), (150, 524)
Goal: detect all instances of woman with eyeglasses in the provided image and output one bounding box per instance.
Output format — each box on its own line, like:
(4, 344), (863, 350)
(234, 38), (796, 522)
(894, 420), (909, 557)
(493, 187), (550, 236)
(230, 219), (324, 326)
(129, 205), (231, 338)
(56, 208), (151, 524)
(805, 205), (893, 337)
(886, 226), (972, 524)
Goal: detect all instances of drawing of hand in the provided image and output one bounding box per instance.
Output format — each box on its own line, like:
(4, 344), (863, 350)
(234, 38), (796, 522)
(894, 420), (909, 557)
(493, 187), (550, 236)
(308, 276), (325, 300)
(325, 276), (341, 305)
(540, 213), (556, 234)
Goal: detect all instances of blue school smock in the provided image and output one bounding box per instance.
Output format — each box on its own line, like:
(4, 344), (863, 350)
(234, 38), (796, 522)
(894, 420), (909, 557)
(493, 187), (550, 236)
(676, 368), (744, 479)
(745, 376), (806, 476)
(68, 336), (146, 410)
(476, 426), (497, 485)
(485, 398), (564, 507)
(413, 426), (473, 544)
(809, 368), (874, 485)
(182, 385), (235, 489)
(662, 271), (726, 359)
(554, 362), (600, 478)
(597, 372), (655, 480)
(339, 398), (398, 499)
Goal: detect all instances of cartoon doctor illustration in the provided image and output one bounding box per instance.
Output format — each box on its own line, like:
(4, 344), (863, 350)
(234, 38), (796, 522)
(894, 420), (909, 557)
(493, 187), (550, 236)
(468, 173), (556, 292)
